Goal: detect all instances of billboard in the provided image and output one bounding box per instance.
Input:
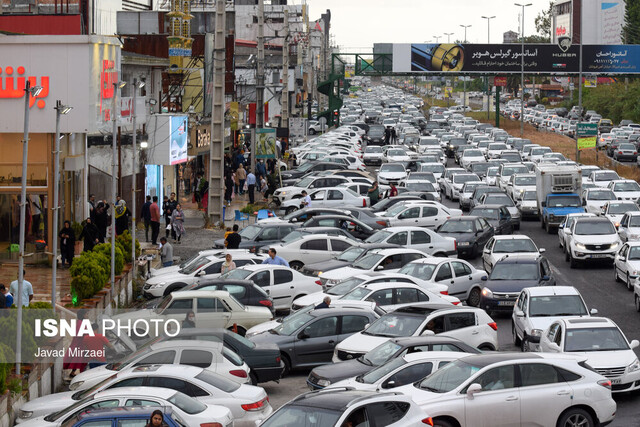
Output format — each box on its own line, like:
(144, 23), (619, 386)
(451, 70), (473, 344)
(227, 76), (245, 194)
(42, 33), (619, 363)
(256, 128), (277, 159)
(577, 123), (598, 150)
(392, 43), (640, 74)
(169, 116), (188, 165)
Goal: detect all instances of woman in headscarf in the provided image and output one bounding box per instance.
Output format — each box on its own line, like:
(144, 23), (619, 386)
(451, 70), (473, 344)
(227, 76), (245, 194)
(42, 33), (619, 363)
(171, 203), (185, 243)
(221, 253), (236, 274)
(79, 217), (99, 252)
(114, 200), (131, 236)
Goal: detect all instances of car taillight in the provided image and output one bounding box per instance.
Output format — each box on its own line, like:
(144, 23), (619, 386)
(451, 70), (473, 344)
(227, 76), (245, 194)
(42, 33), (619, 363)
(619, 151), (623, 154)
(242, 397), (269, 411)
(454, 240), (457, 251)
(315, 280), (323, 285)
(452, 301), (460, 305)
(422, 418), (434, 426)
(200, 424), (223, 427)
(488, 322), (498, 331)
(276, 356), (281, 363)
(259, 299), (272, 307)
(376, 220), (388, 226)
(598, 379), (612, 389)
(363, 198), (367, 207)
(230, 369), (248, 378)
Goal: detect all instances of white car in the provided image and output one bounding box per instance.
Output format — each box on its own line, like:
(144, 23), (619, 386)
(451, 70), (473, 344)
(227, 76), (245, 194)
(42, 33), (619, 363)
(600, 200), (640, 227)
(366, 225), (458, 254)
(614, 241), (640, 290)
(608, 179), (640, 201)
(516, 190), (539, 218)
(396, 353), (616, 426)
(16, 387), (234, 427)
(397, 258), (488, 304)
(582, 188), (617, 215)
(379, 202), (462, 229)
(496, 163), (529, 191)
(333, 306), (499, 362)
(265, 234), (358, 271)
(330, 351), (466, 391)
(566, 217), (622, 267)
(512, 286), (596, 352)
(539, 317), (640, 393)
(332, 153), (366, 171)
(558, 213), (597, 252)
(458, 181), (485, 211)
(485, 166), (499, 186)
(486, 142), (509, 159)
(481, 235), (544, 273)
(363, 145), (384, 165)
(528, 146), (553, 162)
(618, 211), (640, 242)
(507, 173), (536, 201)
(588, 169), (621, 188)
(143, 253), (266, 298)
(69, 340), (250, 391)
(338, 281), (459, 309)
(279, 186), (369, 212)
(385, 147), (412, 163)
(439, 167), (465, 194)
(377, 162), (407, 185)
(18, 365), (270, 427)
(273, 175), (351, 204)
(220, 264), (319, 310)
(459, 149), (486, 170)
(446, 173), (482, 201)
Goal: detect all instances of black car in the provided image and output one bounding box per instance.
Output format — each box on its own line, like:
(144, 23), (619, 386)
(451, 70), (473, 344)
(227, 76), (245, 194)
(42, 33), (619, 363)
(436, 216), (494, 258)
(366, 125), (386, 144)
(301, 243), (400, 276)
(307, 335), (480, 390)
(281, 161), (347, 185)
(164, 328), (284, 384)
(301, 215), (376, 240)
(213, 223), (298, 252)
(478, 254), (555, 313)
(470, 204), (514, 235)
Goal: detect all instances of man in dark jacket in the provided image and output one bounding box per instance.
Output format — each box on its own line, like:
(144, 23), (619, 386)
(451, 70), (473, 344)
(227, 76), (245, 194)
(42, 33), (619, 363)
(141, 195), (152, 242)
(225, 224), (242, 249)
(94, 201), (110, 243)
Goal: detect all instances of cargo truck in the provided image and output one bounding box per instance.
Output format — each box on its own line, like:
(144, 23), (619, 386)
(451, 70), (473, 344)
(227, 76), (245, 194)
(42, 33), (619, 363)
(535, 164), (585, 233)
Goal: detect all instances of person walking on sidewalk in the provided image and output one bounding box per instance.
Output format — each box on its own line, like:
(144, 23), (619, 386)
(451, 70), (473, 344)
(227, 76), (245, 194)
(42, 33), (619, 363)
(150, 196), (161, 245)
(246, 171), (257, 204)
(262, 248), (289, 267)
(141, 195), (152, 242)
(79, 217), (99, 252)
(164, 193), (178, 239)
(160, 237), (173, 267)
(171, 203), (186, 243)
(58, 220), (76, 267)
(114, 200), (131, 236)
(224, 170), (234, 206)
(236, 164), (247, 195)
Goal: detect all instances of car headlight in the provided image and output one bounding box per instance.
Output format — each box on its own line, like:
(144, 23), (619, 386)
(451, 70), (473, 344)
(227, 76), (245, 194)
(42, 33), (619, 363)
(281, 191), (287, 196)
(628, 358), (640, 373)
(481, 287), (494, 298)
(317, 379), (331, 387)
(576, 243), (586, 250)
(458, 242), (470, 246)
(69, 381), (84, 391)
(610, 242), (619, 250)
(327, 279), (340, 285)
(151, 282), (166, 289)
(530, 329), (543, 337)
(19, 411), (33, 419)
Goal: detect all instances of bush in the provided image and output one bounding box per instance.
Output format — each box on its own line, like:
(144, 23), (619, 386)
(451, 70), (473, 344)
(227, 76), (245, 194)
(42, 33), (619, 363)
(69, 251), (109, 303)
(240, 204), (260, 214)
(71, 221), (84, 241)
(92, 243), (124, 276)
(0, 344), (13, 393)
(116, 230), (141, 258)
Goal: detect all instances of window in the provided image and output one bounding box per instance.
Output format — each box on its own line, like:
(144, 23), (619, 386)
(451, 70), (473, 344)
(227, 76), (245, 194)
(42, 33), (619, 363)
(118, 420), (151, 427)
(108, 377), (145, 389)
(553, 325), (563, 346)
(304, 317), (338, 338)
(431, 344), (464, 352)
(222, 284), (247, 299)
(328, 190), (344, 200)
(522, 293), (529, 314)
(331, 239), (353, 252)
(399, 207), (420, 219)
(310, 190), (326, 200)
(422, 206), (439, 217)
(251, 271), (270, 288)
(451, 261), (472, 277)
(317, 218), (338, 227)
(235, 259), (254, 267)
(79, 422), (112, 427)
(388, 232), (408, 245)
(148, 377), (191, 394)
(301, 239), (328, 251)
(125, 399), (161, 407)
(547, 323), (560, 342)
(341, 315), (370, 334)
(556, 367), (582, 382)
(475, 365), (516, 391)
(135, 350), (176, 366)
(519, 363), (563, 386)
(180, 350), (213, 368)
(403, 253), (425, 264)
(386, 363), (434, 388)
(435, 264), (453, 281)
(364, 401), (410, 426)
(396, 288), (419, 304)
(541, 259), (551, 277)
(368, 289), (394, 306)
(168, 299), (193, 311)
(204, 262), (222, 274)
(446, 313), (476, 331)
(258, 227), (279, 241)
(410, 231), (431, 244)
(273, 269), (293, 285)
(424, 316), (445, 334)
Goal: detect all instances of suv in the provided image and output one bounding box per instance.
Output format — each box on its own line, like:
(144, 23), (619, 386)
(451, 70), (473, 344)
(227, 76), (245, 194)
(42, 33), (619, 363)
(566, 217), (622, 268)
(213, 223), (298, 251)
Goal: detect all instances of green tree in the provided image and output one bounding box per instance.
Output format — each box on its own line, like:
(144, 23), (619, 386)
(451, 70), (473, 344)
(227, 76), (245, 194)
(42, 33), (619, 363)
(623, 0), (640, 44)
(534, 1), (553, 42)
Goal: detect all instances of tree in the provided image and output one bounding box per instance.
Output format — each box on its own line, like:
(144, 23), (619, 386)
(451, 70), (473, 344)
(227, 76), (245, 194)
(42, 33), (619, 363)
(623, 0), (640, 44)
(534, 1), (553, 42)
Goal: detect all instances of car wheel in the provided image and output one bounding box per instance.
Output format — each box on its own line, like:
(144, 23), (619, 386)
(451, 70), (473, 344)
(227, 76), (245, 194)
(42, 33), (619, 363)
(512, 323), (521, 346)
(281, 353), (292, 376)
(635, 295), (640, 312)
(467, 288), (481, 307)
(627, 272), (633, 291)
(433, 419), (455, 427)
(565, 247), (570, 262)
(471, 243), (479, 259)
(308, 128), (316, 135)
(478, 343), (495, 351)
(290, 261), (304, 271)
(521, 336), (530, 352)
(163, 283), (186, 297)
(285, 206), (298, 215)
(557, 408), (594, 427)
(569, 251), (578, 269)
(614, 267), (621, 282)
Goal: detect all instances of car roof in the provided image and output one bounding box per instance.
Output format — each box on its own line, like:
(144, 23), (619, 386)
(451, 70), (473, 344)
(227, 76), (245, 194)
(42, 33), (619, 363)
(403, 351), (468, 364)
(361, 281), (423, 291)
(195, 279), (256, 287)
(389, 304), (462, 316)
(309, 306), (377, 317)
(77, 406), (176, 421)
(171, 289), (232, 298)
(291, 390), (403, 411)
(458, 352), (542, 367)
(124, 364), (203, 377)
(496, 254), (542, 264)
(95, 386), (178, 399)
(369, 247), (425, 255)
(492, 235), (533, 240)
(525, 286), (581, 297)
(563, 317), (615, 328)
(234, 263), (292, 271)
(150, 339), (223, 350)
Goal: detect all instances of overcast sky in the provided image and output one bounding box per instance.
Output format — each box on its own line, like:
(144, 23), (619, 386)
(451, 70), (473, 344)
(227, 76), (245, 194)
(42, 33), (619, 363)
(304, 0), (549, 50)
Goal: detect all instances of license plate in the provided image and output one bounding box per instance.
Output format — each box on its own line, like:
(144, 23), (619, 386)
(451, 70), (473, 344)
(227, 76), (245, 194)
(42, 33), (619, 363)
(611, 378), (621, 385)
(498, 301), (516, 306)
(589, 254), (607, 258)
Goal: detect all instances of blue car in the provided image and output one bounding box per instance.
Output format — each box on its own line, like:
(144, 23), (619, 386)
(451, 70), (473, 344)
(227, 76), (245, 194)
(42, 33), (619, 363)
(67, 406), (181, 427)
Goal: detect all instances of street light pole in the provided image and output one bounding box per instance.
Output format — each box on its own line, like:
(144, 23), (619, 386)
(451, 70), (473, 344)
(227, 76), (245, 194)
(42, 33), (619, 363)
(460, 24), (471, 43)
(132, 79), (144, 274)
(444, 32), (454, 43)
(111, 81), (125, 289)
(577, 0), (583, 163)
(482, 16), (495, 120)
(515, 3), (532, 137)
(433, 36), (441, 43)
(460, 25), (471, 110)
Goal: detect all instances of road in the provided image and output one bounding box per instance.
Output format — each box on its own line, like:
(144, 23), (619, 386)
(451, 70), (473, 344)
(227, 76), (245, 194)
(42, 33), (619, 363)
(262, 161), (640, 426)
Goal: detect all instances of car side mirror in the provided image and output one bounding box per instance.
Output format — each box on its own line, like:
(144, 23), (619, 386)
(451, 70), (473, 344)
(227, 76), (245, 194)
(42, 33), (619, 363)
(582, 200), (587, 206)
(590, 308), (599, 315)
(565, 229), (572, 235)
(421, 329), (435, 336)
(375, 169), (380, 173)
(297, 330), (310, 340)
(375, 264), (385, 271)
(541, 275), (550, 282)
(197, 270), (206, 277)
(619, 256), (626, 262)
(481, 276), (488, 281)
(466, 383), (482, 397)
(631, 340), (639, 349)
(539, 248), (546, 253)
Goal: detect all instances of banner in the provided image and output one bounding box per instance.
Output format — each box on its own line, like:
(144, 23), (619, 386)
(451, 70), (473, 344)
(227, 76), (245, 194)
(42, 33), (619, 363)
(577, 123), (598, 150)
(169, 115), (188, 165)
(256, 128), (277, 159)
(392, 43), (640, 74)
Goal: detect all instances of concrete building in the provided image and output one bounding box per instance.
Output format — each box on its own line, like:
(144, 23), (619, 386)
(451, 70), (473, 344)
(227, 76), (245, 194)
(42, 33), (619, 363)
(503, 31), (519, 43)
(552, 0), (626, 45)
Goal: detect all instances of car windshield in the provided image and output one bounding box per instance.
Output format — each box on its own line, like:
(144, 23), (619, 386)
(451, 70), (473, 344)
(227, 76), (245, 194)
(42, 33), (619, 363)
(489, 263), (539, 280)
(608, 203), (639, 214)
(361, 340), (403, 366)
(454, 174), (480, 184)
(179, 253), (204, 269)
(439, 220), (475, 233)
(614, 181), (640, 192)
(179, 255), (211, 274)
(388, 149), (407, 156)
(274, 313), (313, 335)
(528, 295), (588, 317)
(502, 166), (528, 176)
(418, 359), (480, 393)
(575, 221), (616, 235)
(328, 278), (365, 295)
(336, 246), (366, 262)
(489, 144), (508, 150)
(381, 163), (405, 173)
(196, 370), (241, 393)
(470, 208), (499, 220)
(548, 196), (582, 208)
(465, 150), (483, 157)
(484, 195), (514, 206)
(409, 173), (435, 182)
(341, 287), (371, 301)
(259, 406), (341, 427)
(366, 146), (382, 153)
(72, 374), (118, 400)
(487, 168), (499, 177)
(352, 253), (384, 270)
(364, 314), (424, 337)
(366, 230), (392, 243)
(296, 176), (314, 188)
(359, 356), (407, 384)
(522, 191), (537, 201)
(384, 204), (412, 217)
(514, 176), (536, 186)
(493, 239), (537, 253)
(297, 162), (316, 172)
(239, 225), (262, 240)
(398, 262), (437, 281)
(219, 268), (253, 280)
(619, 144), (636, 150)
(588, 190), (616, 201)
(168, 391), (207, 414)
(421, 164), (445, 174)
(564, 327), (629, 352)
(595, 171), (620, 181)
(462, 183), (482, 194)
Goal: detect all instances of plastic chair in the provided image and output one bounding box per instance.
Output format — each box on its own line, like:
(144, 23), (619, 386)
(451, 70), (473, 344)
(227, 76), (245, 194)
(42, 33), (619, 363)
(256, 209), (274, 221)
(234, 210), (250, 226)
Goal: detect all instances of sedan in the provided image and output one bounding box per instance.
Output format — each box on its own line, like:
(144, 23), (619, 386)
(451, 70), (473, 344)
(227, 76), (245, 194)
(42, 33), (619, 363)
(280, 187), (369, 214)
(378, 202), (462, 229)
(301, 215), (377, 240)
(363, 226), (457, 256)
(478, 193), (520, 229)
(481, 235), (544, 273)
(377, 162), (407, 185)
(608, 179), (640, 201)
(612, 142), (638, 162)
(338, 282), (459, 310)
(589, 170), (621, 188)
(614, 242), (640, 290)
(601, 201), (640, 227)
(213, 223), (298, 252)
(265, 234), (358, 271)
(437, 216), (494, 258)
(618, 211), (640, 242)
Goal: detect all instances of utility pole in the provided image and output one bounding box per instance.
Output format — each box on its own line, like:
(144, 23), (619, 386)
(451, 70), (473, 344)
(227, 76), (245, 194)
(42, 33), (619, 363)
(256, 0), (265, 130)
(282, 9), (290, 130)
(515, 3), (532, 137)
(209, 0), (225, 224)
(577, 0), (583, 163)
(444, 32), (453, 43)
(482, 16), (495, 120)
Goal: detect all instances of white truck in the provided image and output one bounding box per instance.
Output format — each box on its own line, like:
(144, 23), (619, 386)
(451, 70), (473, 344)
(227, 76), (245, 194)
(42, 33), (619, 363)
(535, 164), (585, 233)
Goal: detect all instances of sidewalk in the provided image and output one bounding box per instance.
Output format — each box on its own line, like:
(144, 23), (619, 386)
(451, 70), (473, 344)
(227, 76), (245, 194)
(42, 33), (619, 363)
(0, 263), (71, 305)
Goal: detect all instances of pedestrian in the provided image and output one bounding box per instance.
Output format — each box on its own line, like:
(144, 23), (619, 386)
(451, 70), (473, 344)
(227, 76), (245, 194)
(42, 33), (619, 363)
(256, 159), (267, 179)
(9, 269), (33, 307)
(224, 170), (234, 206)
(30, 195), (43, 237)
(87, 194), (96, 222)
(58, 220), (76, 267)
(82, 323), (115, 369)
(225, 224), (242, 249)
(194, 173), (203, 204)
(0, 284), (13, 308)
(141, 195), (152, 242)
(388, 182), (398, 198)
(171, 203), (185, 243)
(114, 200), (131, 236)
(221, 253), (236, 274)
(146, 409), (166, 427)
(182, 311), (196, 328)
(390, 127), (397, 144)
(384, 126), (391, 145)
(236, 164), (247, 195)
(232, 169), (239, 196)
(164, 193), (178, 239)
(184, 162), (192, 195)
(260, 175), (268, 200)
(367, 181), (380, 205)
(94, 201), (109, 243)
(262, 248), (289, 267)
(160, 237), (173, 267)
(79, 217), (99, 252)
(301, 190), (312, 209)
(246, 170), (257, 204)
(150, 196), (161, 245)
(315, 296), (331, 309)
